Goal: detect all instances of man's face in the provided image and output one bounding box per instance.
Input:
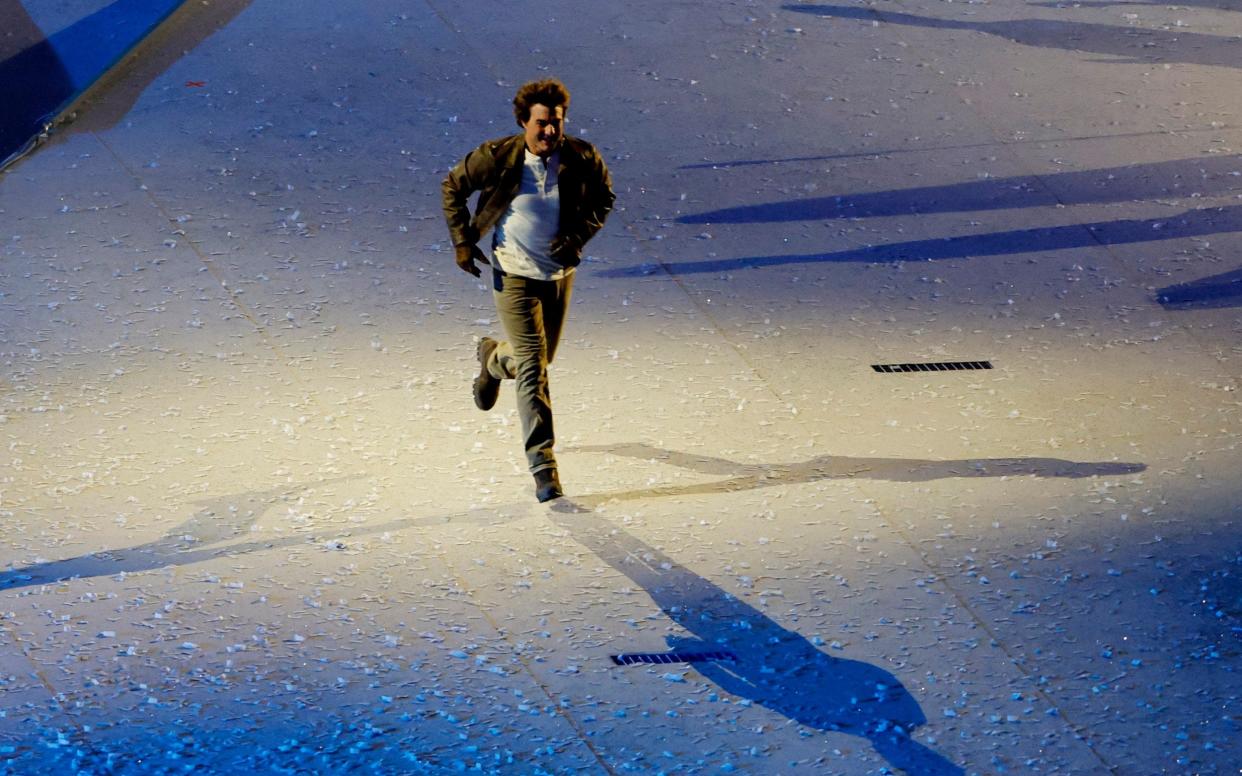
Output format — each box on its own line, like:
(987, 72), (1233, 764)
(521, 103), (564, 158)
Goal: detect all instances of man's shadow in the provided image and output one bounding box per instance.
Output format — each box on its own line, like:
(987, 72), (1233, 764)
(567, 443), (1145, 508)
(548, 506), (964, 775)
(0, 480), (341, 589)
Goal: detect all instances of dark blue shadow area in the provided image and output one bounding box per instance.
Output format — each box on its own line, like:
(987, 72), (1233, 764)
(33, 0), (186, 87)
(610, 205), (1242, 277)
(567, 443), (1145, 505)
(1157, 265), (1242, 309)
(0, 0), (187, 165)
(679, 156), (1242, 224)
(3, 699), (469, 774)
(786, 4), (1242, 69)
(548, 507), (963, 775)
(0, 1), (73, 163)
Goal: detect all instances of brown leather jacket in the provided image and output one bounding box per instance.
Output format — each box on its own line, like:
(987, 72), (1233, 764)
(441, 133), (615, 268)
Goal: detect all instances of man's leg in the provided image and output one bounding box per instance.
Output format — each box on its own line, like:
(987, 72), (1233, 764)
(489, 272), (573, 476)
(541, 270), (574, 365)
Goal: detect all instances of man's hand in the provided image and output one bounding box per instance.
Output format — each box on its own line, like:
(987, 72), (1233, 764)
(455, 244), (489, 277)
(550, 236), (580, 265)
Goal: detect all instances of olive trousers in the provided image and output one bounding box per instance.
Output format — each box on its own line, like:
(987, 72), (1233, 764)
(486, 269), (574, 474)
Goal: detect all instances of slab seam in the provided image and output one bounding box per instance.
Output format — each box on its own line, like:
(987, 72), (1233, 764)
(432, 536), (621, 775)
(877, 507), (1121, 774)
(90, 132), (274, 342)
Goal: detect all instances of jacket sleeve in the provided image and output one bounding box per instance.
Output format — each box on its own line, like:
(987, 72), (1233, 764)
(441, 142), (492, 248)
(566, 149), (616, 252)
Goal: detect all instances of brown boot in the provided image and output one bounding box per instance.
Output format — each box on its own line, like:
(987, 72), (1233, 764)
(533, 468), (563, 502)
(473, 338), (500, 411)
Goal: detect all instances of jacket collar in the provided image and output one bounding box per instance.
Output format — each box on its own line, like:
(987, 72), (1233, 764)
(504, 133), (582, 172)
(502, 134), (526, 170)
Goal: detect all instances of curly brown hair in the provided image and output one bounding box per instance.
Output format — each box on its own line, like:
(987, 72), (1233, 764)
(513, 78), (571, 125)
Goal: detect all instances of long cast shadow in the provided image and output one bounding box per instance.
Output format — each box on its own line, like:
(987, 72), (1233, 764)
(678, 155), (1242, 225)
(609, 205), (1242, 277)
(1156, 264), (1242, 309)
(567, 443), (1145, 508)
(0, 479), (520, 591)
(677, 128), (1227, 172)
(787, 5), (1242, 69)
(0, 440), (1145, 591)
(0, 480), (341, 589)
(1030, 0), (1240, 10)
(548, 507), (963, 774)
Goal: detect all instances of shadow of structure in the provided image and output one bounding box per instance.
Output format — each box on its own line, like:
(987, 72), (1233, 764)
(1156, 264), (1242, 309)
(786, 4), (1242, 69)
(53, 0), (252, 138)
(0, 0), (251, 166)
(548, 507), (964, 775)
(679, 156), (1242, 225)
(677, 128), (1232, 171)
(611, 205), (1242, 277)
(568, 443), (1145, 508)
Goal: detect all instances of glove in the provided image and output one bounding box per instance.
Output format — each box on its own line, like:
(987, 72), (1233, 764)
(550, 236), (581, 265)
(455, 244), (489, 277)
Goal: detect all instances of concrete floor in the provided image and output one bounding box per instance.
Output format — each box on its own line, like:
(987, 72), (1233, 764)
(1, 0), (1240, 773)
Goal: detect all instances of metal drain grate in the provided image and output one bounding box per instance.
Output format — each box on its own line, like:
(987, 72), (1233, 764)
(872, 360), (992, 373)
(610, 651), (738, 666)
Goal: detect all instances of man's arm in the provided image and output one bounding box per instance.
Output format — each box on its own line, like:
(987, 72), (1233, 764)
(442, 146), (484, 249)
(579, 150), (616, 246)
(553, 148), (615, 262)
(442, 142), (494, 276)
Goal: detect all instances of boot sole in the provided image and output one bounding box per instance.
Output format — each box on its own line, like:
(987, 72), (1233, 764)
(474, 338), (500, 411)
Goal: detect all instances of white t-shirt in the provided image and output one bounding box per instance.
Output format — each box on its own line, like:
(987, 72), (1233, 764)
(492, 149), (567, 281)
